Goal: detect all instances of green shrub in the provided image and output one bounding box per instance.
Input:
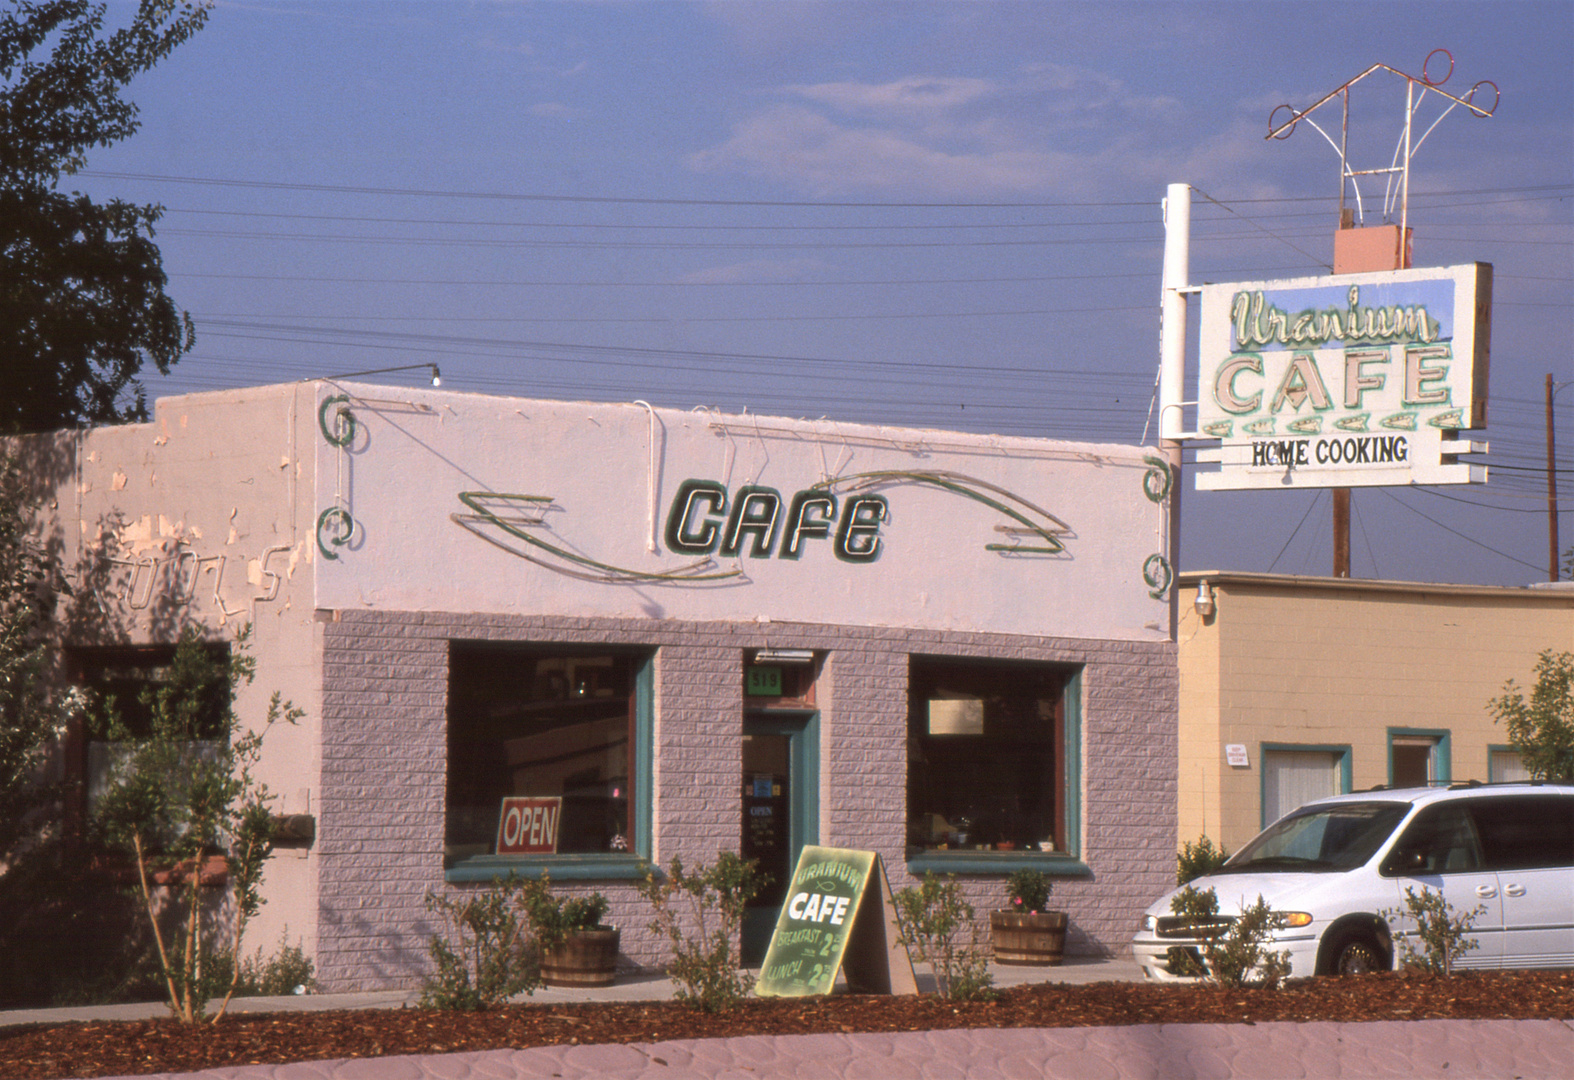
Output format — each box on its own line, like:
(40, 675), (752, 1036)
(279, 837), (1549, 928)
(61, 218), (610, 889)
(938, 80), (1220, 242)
(894, 873), (994, 1001)
(1381, 885), (1483, 976)
(419, 875), (542, 1010)
(0, 830), (169, 1008)
(235, 935), (318, 996)
(1167, 885), (1290, 988)
(1177, 837), (1230, 885)
(637, 852), (764, 1013)
(91, 626), (302, 1023)
(1003, 869), (1052, 914)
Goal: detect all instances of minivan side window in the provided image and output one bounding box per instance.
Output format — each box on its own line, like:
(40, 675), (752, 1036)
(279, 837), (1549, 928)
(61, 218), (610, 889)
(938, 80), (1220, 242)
(1468, 795), (1574, 872)
(1380, 802), (1483, 877)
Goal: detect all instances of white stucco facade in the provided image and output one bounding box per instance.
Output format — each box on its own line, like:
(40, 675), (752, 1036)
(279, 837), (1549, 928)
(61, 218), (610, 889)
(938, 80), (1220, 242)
(28, 382), (1179, 990)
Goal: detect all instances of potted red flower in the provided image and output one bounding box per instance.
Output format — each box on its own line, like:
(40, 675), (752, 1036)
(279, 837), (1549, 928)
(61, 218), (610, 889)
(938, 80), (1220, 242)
(990, 869), (1067, 965)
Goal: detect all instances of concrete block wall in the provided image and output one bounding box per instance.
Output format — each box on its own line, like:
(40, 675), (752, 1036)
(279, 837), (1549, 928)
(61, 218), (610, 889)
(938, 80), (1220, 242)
(315, 609), (1175, 992)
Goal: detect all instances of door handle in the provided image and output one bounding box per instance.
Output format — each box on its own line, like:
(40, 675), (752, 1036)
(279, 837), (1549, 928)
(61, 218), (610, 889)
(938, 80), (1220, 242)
(1504, 884), (1526, 898)
(1474, 885), (1498, 899)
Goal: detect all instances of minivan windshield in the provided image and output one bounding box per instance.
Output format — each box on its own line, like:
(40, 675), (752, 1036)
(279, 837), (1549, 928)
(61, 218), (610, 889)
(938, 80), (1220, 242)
(1220, 801), (1411, 873)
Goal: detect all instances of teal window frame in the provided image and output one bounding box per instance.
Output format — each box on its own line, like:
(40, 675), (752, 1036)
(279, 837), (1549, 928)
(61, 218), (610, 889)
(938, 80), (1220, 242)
(446, 651), (654, 884)
(1259, 742), (1352, 830)
(906, 665), (1089, 881)
(1386, 727), (1452, 788)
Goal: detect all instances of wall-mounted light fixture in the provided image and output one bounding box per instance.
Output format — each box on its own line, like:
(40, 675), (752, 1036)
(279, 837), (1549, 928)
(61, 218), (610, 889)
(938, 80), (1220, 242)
(754, 648), (815, 665)
(306, 363), (441, 387)
(1194, 580), (1216, 618)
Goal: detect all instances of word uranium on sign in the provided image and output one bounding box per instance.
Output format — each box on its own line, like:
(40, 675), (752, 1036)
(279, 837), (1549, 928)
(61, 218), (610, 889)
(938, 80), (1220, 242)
(1229, 284), (1441, 350)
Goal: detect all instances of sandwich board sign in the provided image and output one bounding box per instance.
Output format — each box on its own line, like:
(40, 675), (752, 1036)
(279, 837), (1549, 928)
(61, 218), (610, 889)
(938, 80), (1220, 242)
(756, 846), (918, 997)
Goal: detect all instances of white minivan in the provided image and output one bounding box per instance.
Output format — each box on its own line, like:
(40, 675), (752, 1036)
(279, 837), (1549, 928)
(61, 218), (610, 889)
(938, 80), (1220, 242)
(1132, 782), (1574, 980)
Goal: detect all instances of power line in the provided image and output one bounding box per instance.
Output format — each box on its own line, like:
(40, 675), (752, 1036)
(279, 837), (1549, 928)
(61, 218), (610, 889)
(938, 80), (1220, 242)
(1378, 488), (1543, 571)
(80, 169), (1573, 208)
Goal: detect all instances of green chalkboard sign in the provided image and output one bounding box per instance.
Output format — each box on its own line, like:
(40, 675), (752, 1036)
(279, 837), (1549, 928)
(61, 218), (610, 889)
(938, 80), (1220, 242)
(756, 846), (917, 997)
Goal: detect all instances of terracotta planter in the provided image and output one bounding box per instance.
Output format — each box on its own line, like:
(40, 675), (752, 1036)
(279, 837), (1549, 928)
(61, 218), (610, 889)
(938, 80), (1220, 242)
(990, 910), (1068, 966)
(540, 926), (620, 988)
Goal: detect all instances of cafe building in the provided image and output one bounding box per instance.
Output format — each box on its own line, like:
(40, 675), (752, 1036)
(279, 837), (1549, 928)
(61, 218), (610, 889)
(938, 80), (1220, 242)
(33, 380), (1178, 990)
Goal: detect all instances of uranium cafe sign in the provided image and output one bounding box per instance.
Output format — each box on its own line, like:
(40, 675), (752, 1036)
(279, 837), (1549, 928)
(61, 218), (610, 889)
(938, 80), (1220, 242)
(1193, 263), (1491, 491)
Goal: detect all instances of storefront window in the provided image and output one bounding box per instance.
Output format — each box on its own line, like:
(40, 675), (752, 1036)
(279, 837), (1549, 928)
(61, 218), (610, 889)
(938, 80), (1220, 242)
(70, 644), (230, 812)
(906, 657), (1068, 856)
(446, 644), (649, 869)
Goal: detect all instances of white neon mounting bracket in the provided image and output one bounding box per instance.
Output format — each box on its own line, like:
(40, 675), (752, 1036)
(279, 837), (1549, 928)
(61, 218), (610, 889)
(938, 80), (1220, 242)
(1265, 50), (1497, 240)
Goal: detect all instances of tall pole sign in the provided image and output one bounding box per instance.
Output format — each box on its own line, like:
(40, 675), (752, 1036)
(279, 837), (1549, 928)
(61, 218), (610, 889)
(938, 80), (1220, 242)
(1159, 53), (1499, 579)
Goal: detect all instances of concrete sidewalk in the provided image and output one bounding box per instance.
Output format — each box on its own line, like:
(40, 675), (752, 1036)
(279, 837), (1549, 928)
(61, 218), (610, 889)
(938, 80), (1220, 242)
(0, 955), (1141, 1027)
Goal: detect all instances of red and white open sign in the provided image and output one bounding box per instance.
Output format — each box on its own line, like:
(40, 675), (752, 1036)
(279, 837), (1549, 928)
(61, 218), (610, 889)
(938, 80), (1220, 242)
(495, 796), (562, 855)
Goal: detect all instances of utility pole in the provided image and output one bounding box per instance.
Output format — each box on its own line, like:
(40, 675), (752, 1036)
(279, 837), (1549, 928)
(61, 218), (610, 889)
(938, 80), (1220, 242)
(1550, 374), (1562, 582)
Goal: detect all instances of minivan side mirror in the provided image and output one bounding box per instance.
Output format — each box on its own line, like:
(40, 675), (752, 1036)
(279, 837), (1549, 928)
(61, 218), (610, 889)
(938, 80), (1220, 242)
(1381, 847), (1427, 876)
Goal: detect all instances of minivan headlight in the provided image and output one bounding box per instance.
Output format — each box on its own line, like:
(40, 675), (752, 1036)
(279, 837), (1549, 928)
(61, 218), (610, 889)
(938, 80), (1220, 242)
(1279, 911), (1313, 928)
(1142, 914), (1158, 932)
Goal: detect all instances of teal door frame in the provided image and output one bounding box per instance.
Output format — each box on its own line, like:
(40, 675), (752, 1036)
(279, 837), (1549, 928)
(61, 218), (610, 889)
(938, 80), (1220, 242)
(741, 708), (818, 963)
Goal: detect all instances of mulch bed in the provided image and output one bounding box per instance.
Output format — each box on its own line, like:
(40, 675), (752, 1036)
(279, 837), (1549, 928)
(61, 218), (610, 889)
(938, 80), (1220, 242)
(2, 970), (1571, 1080)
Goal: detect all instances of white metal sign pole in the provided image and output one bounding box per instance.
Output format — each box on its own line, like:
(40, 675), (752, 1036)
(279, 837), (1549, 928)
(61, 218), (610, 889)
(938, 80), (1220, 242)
(1160, 182), (1191, 638)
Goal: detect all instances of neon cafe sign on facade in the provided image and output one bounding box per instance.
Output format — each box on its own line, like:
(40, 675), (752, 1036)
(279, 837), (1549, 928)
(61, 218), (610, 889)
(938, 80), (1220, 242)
(1192, 263), (1491, 491)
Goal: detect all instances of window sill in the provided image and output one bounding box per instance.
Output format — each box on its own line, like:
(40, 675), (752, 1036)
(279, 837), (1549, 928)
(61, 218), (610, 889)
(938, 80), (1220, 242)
(444, 854), (649, 884)
(905, 850), (1092, 878)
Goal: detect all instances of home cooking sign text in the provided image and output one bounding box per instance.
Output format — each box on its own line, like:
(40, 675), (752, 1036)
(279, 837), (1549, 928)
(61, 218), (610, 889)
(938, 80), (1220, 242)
(1193, 264), (1491, 491)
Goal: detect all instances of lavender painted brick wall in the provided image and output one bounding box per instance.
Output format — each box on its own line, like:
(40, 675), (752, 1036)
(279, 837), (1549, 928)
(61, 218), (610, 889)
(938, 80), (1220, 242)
(315, 610), (1175, 992)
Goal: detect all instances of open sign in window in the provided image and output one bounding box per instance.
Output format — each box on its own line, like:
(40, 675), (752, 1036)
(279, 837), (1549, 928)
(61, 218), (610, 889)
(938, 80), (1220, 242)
(496, 796), (562, 855)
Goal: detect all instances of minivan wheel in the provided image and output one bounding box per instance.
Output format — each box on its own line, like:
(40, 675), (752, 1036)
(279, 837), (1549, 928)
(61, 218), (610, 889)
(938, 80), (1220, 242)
(1327, 930), (1386, 976)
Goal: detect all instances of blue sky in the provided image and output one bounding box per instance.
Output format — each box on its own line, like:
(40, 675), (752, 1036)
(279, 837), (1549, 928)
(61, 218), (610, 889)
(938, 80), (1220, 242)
(68, 0), (1573, 586)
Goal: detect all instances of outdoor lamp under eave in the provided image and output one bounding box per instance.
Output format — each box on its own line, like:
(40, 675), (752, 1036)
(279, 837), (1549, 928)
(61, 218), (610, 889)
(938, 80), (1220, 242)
(1194, 580), (1216, 619)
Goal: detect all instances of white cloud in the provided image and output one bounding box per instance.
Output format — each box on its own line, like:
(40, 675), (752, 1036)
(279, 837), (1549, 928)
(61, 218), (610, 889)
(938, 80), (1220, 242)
(691, 104), (1105, 197)
(787, 76), (997, 115)
(689, 64), (1190, 197)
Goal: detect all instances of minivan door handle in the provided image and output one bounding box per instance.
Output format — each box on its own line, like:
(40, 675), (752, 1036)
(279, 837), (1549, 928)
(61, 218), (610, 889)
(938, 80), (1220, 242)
(1475, 884), (1498, 899)
(1504, 883), (1526, 898)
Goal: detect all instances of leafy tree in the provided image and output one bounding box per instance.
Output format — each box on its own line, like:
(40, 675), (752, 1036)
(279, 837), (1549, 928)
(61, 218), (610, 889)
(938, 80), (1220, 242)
(92, 624), (301, 1023)
(1, 0), (209, 432)
(0, 453), (68, 861)
(1488, 650), (1574, 782)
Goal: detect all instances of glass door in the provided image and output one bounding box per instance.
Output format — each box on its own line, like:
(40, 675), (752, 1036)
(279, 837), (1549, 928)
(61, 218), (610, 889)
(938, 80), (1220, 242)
(740, 711), (816, 965)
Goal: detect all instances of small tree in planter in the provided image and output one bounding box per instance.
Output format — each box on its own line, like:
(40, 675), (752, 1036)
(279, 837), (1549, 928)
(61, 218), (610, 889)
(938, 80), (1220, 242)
(520, 877), (617, 988)
(990, 869), (1067, 966)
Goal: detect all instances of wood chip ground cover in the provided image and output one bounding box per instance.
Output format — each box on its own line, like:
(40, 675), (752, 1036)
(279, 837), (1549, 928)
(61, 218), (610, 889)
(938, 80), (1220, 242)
(2, 970), (1570, 1080)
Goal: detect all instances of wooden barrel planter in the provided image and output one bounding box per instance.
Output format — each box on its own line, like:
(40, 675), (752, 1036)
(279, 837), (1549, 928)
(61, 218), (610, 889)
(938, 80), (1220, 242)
(540, 927), (621, 988)
(990, 910), (1068, 966)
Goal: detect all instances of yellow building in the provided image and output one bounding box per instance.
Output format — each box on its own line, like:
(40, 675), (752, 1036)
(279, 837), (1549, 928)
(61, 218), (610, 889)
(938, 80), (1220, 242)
(1176, 571), (1574, 854)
